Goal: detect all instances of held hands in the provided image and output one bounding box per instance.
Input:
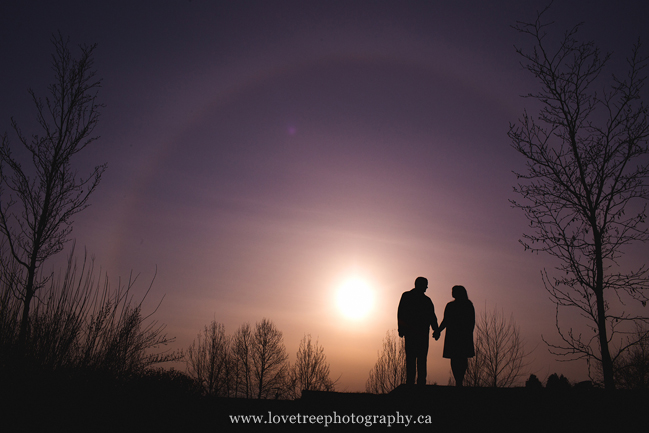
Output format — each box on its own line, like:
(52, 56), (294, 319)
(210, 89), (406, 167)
(433, 330), (441, 341)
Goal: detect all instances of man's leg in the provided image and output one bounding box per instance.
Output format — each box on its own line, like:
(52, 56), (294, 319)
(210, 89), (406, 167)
(416, 353), (427, 385)
(415, 333), (430, 386)
(404, 337), (416, 385)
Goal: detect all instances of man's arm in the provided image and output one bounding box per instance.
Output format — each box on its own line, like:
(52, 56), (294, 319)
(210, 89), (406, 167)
(429, 299), (439, 332)
(397, 293), (408, 337)
(434, 302), (452, 340)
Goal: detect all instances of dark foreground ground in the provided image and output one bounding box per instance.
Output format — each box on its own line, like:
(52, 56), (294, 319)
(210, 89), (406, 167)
(4, 375), (648, 432)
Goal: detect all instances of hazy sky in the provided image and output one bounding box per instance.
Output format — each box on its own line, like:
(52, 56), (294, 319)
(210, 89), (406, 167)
(2, 0), (648, 391)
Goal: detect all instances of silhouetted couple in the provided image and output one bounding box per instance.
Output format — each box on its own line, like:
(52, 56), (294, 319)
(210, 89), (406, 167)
(398, 278), (475, 387)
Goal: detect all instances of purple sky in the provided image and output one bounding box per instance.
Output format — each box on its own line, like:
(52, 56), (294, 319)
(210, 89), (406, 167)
(2, 1), (648, 391)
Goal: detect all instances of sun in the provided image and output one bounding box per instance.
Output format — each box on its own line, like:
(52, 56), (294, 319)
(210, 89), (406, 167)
(336, 278), (374, 320)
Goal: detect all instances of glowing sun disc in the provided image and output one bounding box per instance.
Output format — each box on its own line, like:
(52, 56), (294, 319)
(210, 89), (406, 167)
(337, 279), (374, 320)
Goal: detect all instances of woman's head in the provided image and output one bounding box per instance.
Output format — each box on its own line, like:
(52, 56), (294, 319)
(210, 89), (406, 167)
(452, 285), (468, 301)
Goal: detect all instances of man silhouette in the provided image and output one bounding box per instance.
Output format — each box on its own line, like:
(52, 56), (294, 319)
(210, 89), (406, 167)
(398, 277), (439, 386)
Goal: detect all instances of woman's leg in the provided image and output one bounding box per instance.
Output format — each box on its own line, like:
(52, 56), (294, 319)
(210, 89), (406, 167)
(451, 358), (468, 387)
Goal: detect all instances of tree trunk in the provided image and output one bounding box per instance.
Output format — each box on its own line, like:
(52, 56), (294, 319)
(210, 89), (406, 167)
(17, 267), (36, 350)
(596, 289), (615, 390)
(257, 357), (265, 399)
(594, 232), (615, 390)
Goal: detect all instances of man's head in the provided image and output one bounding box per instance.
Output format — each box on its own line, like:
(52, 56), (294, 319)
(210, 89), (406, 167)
(414, 277), (428, 292)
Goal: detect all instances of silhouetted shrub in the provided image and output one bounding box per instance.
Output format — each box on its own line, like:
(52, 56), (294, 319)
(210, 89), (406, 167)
(546, 373), (571, 390)
(126, 367), (203, 397)
(0, 248), (177, 379)
(525, 374), (543, 389)
(614, 325), (649, 390)
(574, 380), (593, 390)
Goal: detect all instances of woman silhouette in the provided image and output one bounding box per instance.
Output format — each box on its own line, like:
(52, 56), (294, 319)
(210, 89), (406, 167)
(435, 285), (475, 386)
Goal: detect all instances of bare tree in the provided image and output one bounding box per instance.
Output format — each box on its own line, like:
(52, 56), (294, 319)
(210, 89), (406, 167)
(464, 334), (486, 388)
(509, 6), (649, 389)
(185, 320), (229, 396)
(252, 318), (288, 399)
(465, 306), (528, 387)
(231, 322), (254, 398)
(0, 33), (106, 348)
(366, 330), (406, 394)
(286, 334), (336, 399)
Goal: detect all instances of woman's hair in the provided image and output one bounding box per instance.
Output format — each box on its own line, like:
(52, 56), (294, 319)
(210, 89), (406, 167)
(452, 285), (469, 301)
